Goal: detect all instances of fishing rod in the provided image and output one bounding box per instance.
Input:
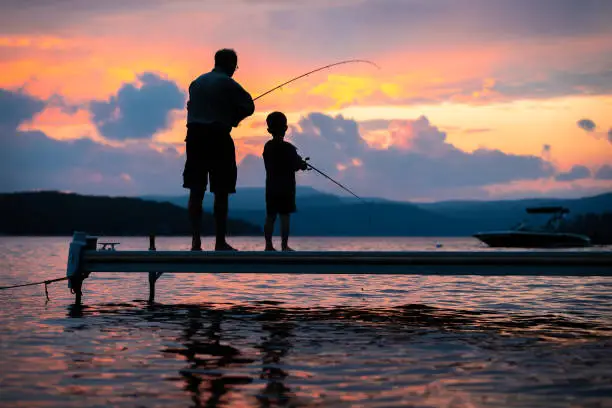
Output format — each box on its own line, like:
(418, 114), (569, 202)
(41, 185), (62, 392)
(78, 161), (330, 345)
(253, 59), (380, 102)
(303, 158), (362, 200)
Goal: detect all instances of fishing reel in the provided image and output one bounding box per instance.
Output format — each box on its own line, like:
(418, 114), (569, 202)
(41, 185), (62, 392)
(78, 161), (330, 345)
(303, 157), (313, 171)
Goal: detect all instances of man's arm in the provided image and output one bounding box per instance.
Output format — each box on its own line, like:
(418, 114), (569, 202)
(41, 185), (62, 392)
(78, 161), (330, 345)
(229, 80), (255, 127)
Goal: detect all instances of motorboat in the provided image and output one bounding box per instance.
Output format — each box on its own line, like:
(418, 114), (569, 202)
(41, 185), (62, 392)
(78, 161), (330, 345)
(473, 206), (591, 248)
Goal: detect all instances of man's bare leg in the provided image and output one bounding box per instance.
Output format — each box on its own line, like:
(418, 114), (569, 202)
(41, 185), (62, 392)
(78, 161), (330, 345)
(214, 193), (236, 251)
(188, 188), (205, 251)
(280, 214), (293, 251)
(264, 213), (277, 251)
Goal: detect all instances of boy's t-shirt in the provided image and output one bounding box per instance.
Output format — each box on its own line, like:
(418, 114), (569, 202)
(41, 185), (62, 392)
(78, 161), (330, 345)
(263, 139), (304, 196)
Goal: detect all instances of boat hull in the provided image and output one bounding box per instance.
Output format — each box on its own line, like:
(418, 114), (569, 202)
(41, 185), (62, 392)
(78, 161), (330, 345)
(473, 231), (591, 249)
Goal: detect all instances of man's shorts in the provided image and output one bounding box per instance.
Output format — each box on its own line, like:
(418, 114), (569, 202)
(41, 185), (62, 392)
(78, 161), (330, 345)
(266, 192), (297, 216)
(182, 123), (237, 194)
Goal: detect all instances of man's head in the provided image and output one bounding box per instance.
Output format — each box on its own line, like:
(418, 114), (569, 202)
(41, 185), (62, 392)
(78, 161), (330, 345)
(214, 48), (238, 77)
(266, 111), (288, 139)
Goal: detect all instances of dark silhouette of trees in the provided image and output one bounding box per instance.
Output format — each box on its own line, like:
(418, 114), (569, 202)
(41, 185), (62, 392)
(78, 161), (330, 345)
(0, 191), (261, 236)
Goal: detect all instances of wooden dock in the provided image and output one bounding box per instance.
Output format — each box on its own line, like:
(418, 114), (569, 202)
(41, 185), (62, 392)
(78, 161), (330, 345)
(66, 232), (612, 304)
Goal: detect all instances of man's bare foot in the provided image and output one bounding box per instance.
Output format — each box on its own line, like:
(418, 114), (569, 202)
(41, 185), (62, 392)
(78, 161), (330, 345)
(281, 246), (295, 252)
(215, 242), (238, 251)
(191, 237), (202, 251)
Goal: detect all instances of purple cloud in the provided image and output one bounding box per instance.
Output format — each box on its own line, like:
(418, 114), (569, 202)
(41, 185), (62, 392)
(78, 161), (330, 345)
(0, 88), (185, 195)
(554, 165), (591, 181)
(594, 165), (612, 180)
(89, 72), (185, 141)
(0, 88), (45, 129)
(0, 89), (599, 201)
(239, 113), (556, 200)
(577, 118), (596, 132)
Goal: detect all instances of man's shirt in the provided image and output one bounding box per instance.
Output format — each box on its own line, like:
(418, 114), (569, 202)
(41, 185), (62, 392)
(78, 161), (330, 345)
(187, 68), (255, 130)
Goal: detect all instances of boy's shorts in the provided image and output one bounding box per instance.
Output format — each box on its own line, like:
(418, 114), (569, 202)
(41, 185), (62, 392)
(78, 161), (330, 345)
(266, 192), (296, 215)
(182, 123), (237, 194)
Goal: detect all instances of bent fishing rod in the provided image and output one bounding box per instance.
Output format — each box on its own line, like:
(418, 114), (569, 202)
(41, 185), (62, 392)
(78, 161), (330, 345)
(253, 59), (380, 102)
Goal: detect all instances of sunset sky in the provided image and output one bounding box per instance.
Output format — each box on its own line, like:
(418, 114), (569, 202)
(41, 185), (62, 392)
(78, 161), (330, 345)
(1, 0), (611, 201)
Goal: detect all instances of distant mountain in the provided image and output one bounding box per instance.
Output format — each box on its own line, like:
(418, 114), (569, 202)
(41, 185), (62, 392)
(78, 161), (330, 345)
(229, 202), (471, 236)
(2, 189), (609, 238)
(415, 192), (612, 228)
(0, 191), (261, 236)
(140, 188), (612, 236)
(143, 186), (391, 212)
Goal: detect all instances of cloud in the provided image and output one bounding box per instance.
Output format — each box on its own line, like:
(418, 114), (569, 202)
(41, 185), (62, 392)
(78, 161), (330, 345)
(1, 128), (186, 195)
(554, 165), (591, 181)
(594, 165), (612, 180)
(0, 88), (46, 129)
(577, 118), (596, 132)
(89, 72), (186, 141)
(576, 119), (612, 144)
(489, 70), (612, 101)
(0, 91), (602, 200)
(463, 128), (492, 134)
(266, 0), (612, 57)
(0, 87), (185, 195)
(238, 113), (556, 200)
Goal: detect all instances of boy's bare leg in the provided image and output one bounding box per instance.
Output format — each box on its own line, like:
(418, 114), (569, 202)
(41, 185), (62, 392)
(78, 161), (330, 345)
(280, 214), (293, 251)
(264, 213), (277, 251)
(188, 188), (205, 251)
(214, 193), (236, 251)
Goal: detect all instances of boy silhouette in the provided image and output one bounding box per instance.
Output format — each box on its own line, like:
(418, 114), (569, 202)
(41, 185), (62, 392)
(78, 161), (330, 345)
(262, 112), (309, 251)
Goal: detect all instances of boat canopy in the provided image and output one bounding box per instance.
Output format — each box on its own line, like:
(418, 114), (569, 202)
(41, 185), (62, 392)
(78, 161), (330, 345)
(525, 206), (569, 214)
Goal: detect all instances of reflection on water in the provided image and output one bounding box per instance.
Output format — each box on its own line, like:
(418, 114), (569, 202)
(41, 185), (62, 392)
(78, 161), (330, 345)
(1, 237), (611, 407)
(47, 301), (612, 408)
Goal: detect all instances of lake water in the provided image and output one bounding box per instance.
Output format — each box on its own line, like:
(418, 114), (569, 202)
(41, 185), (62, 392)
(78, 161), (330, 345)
(1, 236), (611, 408)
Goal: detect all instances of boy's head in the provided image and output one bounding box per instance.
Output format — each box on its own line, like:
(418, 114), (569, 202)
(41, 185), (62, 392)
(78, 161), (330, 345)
(266, 111), (288, 138)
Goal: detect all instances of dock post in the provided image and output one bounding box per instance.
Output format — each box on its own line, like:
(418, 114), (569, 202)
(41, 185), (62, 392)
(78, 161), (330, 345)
(67, 231), (95, 305)
(148, 234), (162, 303)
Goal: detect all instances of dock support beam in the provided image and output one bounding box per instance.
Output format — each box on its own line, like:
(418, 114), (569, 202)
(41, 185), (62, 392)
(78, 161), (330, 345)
(72, 279), (83, 305)
(67, 231), (96, 305)
(148, 234), (163, 303)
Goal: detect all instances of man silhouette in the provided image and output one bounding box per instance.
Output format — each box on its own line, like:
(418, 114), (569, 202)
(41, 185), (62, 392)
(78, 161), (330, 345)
(183, 49), (255, 251)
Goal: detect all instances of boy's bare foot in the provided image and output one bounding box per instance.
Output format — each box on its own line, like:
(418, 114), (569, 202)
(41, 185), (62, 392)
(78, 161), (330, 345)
(215, 242), (238, 251)
(281, 246), (295, 252)
(265, 246), (277, 251)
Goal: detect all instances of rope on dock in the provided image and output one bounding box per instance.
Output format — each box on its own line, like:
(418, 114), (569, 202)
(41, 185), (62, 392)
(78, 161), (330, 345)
(0, 276), (68, 301)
